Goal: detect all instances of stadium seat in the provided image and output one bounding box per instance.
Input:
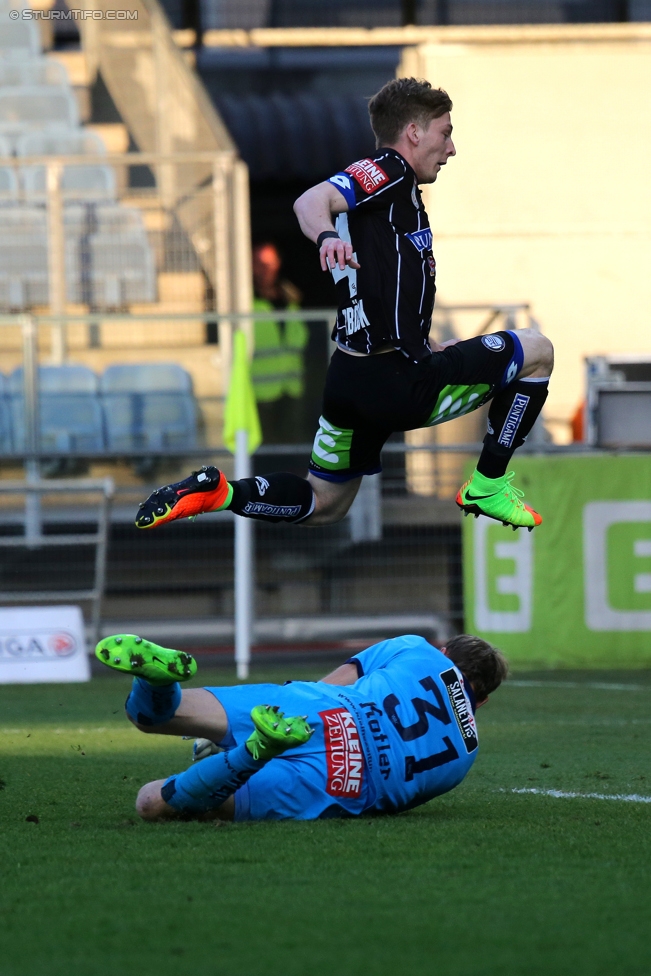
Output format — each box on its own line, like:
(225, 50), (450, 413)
(0, 134), (12, 158)
(64, 203), (148, 240)
(0, 86), (79, 138)
(0, 196), (156, 313)
(101, 363), (193, 393)
(17, 130), (115, 202)
(16, 129), (107, 156)
(0, 206), (48, 309)
(22, 161), (116, 202)
(0, 19), (41, 61)
(66, 230), (156, 307)
(0, 165), (18, 203)
(0, 58), (69, 88)
(90, 204), (147, 234)
(100, 363), (199, 452)
(9, 364), (105, 453)
(0, 372), (13, 453)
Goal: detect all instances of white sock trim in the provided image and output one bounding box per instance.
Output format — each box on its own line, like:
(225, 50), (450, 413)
(293, 489), (316, 524)
(519, 376), (550, 383)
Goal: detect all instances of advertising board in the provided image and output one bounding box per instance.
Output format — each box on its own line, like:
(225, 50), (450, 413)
(0, 606), (90, 683)
(463, 456), (651, 666)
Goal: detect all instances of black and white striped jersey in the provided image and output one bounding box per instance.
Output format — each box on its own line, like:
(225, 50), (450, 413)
(327, 148), (436, 362)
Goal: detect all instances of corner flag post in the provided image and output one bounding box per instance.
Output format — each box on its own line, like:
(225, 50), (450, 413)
(234, 429), (253, 680)
(224, 329), (262, 680)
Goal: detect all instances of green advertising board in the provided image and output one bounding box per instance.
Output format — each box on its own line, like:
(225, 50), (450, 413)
(463, 455), (651, 667)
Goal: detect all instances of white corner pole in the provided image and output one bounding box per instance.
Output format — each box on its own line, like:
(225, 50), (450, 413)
(234, 428), (253, 679)
(230, 159), (254, 681)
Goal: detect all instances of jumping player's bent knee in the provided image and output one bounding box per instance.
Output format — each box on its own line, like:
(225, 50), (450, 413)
(309, 498), (351, 526)
(518, 329), (554, 377)
(305, 474), (360, 526)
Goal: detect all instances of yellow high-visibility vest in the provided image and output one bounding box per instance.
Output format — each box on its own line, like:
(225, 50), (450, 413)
(251, 297), (308, 403)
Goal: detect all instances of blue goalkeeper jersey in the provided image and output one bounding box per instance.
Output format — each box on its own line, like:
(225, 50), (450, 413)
(207, 634), (479, 820)
(340, 634), (479, 813)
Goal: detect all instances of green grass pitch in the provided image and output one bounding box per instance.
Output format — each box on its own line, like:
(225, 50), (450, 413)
(1, 663), (650, 976)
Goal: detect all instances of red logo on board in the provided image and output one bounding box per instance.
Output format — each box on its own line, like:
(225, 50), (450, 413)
(48, 632), (76, 656)
(319, 708), (365, 797)
(345, 158), (389, 194)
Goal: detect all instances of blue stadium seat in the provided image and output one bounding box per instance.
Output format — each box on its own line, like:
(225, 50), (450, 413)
(100, 363), (199, 452)
(0, 372), (12, 453)
(9, 364), (105, 453)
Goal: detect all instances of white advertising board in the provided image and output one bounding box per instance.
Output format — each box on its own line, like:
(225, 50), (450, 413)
(0, 605), (90, 684)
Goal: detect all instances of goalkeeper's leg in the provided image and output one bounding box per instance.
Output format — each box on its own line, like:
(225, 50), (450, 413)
(95, 634), (231, 742)
(135, 706), (313, 822)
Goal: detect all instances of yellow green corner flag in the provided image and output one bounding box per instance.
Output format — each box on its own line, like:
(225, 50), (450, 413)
(223, 329), (262, 455)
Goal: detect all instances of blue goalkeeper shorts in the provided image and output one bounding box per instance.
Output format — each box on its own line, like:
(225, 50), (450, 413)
(205, 682), (375, 822)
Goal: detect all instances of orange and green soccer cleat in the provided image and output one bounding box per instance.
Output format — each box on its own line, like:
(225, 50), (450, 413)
(95, 634), (197, 684)
(245, 705), (314, 761)
(456, 470), (542, 531)
(135, 466), (232, 529)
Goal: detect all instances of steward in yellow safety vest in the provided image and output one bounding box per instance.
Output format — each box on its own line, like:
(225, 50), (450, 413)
(251, 245), (308, 404)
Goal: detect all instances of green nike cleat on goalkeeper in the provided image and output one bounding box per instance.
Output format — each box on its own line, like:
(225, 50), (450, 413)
(456, 470), (542, 531)
(94, 634), (197, 685)
(246, 705), (314, 761)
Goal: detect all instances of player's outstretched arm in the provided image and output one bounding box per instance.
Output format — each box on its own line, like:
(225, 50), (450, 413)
(293, 182), (360, 272)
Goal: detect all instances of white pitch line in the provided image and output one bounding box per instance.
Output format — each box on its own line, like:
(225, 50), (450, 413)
(508, 787), (651, 804)
(507, 680), (649, 691)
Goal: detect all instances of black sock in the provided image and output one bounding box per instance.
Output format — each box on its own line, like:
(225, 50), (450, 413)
(476, 377), (549, 479)
(228, 472), (315, 524)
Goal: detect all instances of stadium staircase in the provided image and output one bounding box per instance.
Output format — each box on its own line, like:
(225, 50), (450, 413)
(0, 0), (249, 460)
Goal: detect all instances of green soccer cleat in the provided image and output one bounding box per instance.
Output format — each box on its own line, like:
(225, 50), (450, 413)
(456, 470), (542, 531)
(94, 634), (197, 685)
(246, 705), (314, 761)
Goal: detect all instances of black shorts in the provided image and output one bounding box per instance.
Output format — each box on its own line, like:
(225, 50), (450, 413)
(309, 331), (524, 482)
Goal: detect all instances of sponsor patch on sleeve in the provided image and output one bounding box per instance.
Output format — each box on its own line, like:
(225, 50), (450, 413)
(345, 158), (390, 194)
(440, 669), (479, 753)
(319, 707), (365, 796)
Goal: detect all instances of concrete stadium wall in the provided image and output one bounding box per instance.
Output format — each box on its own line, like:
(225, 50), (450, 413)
(401, 25), (651, 440)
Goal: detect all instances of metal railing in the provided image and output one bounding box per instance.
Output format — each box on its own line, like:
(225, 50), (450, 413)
(0, 152), (252, 364)
(0, 305), (576, 656)
(0, 304), (539, 465)
(0, 477), (114, 646)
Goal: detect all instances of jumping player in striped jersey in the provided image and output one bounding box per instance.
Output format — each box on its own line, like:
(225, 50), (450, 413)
(95, 632), (507, 822)
(135, 78), (553, 534)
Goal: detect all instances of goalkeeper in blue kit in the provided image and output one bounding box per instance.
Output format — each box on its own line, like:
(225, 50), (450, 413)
(96, 632), (507, 822)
